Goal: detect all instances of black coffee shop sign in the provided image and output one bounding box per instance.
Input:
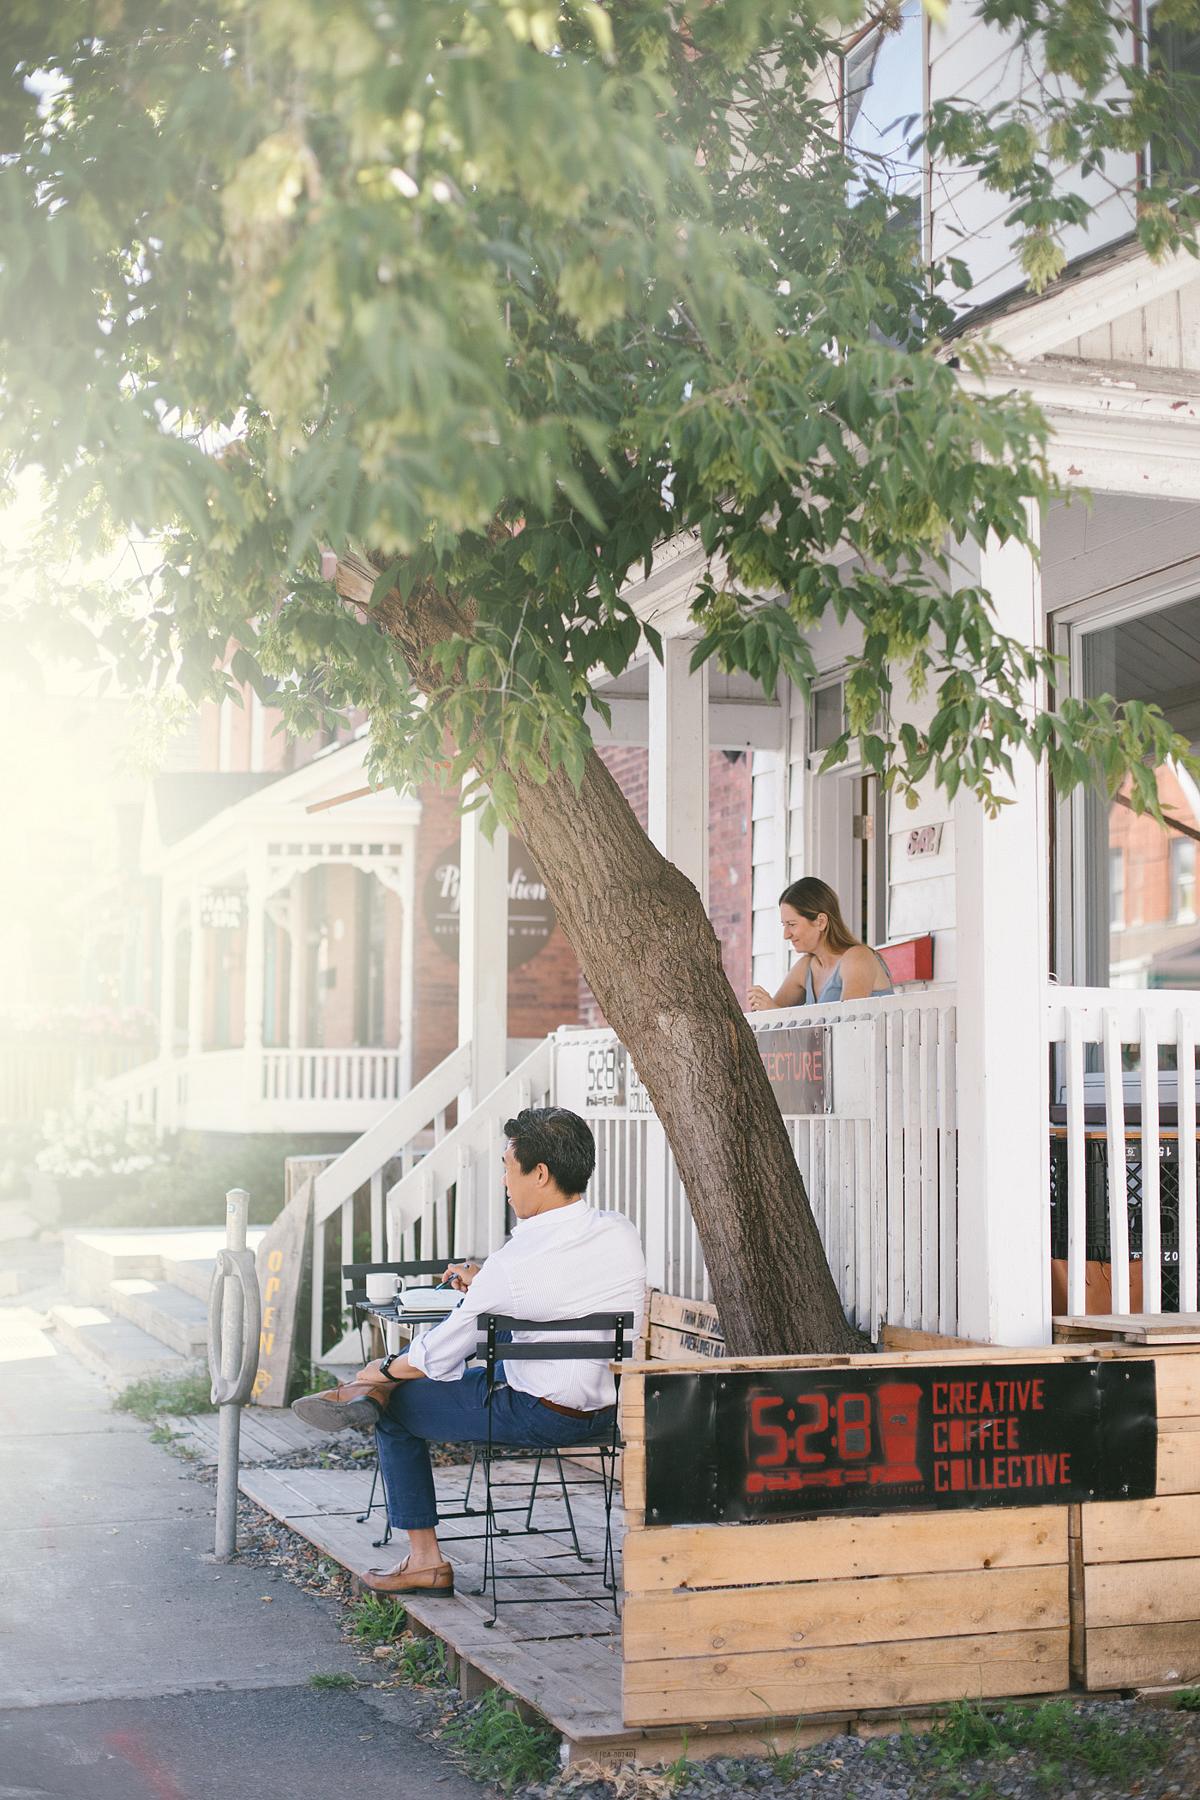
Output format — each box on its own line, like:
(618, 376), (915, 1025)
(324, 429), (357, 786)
(424, 840), (555, 968)
(643, 1361), (1157, 1525)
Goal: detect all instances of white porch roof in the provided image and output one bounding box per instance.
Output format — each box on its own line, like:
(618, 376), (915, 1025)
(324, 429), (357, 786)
(141, 735), (422, 887)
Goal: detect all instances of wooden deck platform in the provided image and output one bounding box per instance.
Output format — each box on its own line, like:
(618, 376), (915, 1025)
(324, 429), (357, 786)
(239, 1458), (639, 1759)
(162, 1405), (339, 1465)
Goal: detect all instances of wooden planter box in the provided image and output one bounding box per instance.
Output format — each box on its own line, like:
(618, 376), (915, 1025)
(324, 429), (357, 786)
(618, 1340), (1200, 1733)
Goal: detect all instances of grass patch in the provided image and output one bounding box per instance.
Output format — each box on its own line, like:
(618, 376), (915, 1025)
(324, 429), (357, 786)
(1175, 1688), (1200, 1711)
(923, 1699), (1169, 1790)
(347, 1594), (407, 1646)
(308, 1671), (357, 1691)
(442, 1689), (559, 1793)
(392, 1633), (448, 1685)
(113, 1368), (215, 1421)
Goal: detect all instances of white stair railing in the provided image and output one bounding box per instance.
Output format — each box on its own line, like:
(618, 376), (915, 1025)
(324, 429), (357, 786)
(385, 1039), (555, 1265)
(309, 1041), (474, 1362)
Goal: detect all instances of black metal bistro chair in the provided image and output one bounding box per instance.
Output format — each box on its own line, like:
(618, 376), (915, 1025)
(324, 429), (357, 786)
(341, 1261), (598, 1555)
(475, 1310), (634, 1624)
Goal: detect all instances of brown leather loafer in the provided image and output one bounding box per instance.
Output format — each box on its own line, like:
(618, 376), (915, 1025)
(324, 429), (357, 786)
(291, 1381), (386, 1434)
(362, 1558), (454, 1596)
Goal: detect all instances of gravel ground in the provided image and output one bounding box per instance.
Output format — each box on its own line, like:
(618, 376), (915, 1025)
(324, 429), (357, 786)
(520, 1700), (1200, 1800)
(168, 1427), (1200, 1800)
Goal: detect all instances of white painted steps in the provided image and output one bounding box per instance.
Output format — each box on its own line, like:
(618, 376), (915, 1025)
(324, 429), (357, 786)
(50, 1301), (189, 1387)
(108, 1278), (209, 1357)
(56, 1225), (268, 1387)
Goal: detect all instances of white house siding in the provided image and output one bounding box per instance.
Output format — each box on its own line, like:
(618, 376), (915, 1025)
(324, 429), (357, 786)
(927, 12), (1137, 312)
(1061, 283), (1200, 371)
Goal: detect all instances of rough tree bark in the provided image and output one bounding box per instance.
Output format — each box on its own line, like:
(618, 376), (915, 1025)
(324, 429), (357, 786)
(337, 552), (860, 1356)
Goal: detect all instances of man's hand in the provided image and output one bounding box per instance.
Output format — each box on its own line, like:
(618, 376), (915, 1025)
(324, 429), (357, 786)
(352, 1358), (394, 1391)
(442, 1261), (481, 1292)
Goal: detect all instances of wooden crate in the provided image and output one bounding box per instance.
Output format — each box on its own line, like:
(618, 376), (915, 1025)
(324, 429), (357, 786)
(618, 1362), (1070, 1729)
(1074, 1346), (1200, 1690)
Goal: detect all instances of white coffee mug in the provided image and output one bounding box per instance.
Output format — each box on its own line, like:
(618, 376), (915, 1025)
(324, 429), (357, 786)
(364, 1272), (396, 1305)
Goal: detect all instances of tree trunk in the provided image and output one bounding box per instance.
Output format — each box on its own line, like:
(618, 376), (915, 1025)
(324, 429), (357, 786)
(510, 750), (861, 1357)
(338, 550), (860, 1356)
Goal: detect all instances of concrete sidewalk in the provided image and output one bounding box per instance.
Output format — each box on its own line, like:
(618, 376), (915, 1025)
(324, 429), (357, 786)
(0, 1276), (482, 1799)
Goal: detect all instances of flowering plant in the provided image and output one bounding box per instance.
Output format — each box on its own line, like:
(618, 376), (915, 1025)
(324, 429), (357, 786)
(0, 1006), (157, 1044)
(35, 1099), (167, 1182)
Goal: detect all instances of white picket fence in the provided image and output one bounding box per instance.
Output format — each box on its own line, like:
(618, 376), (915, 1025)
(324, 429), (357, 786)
(1047, 986), (1200, 1317)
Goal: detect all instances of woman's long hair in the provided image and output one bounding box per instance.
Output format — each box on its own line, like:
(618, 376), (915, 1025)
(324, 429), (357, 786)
(779, 877), (860, 955)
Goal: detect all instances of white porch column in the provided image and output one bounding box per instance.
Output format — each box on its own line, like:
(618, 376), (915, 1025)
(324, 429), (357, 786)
(458, 796), (509, 1254)
(288, 872), (305, 1048)
(953, 518), (1051, 1346)
(243, 848), (267, 1113)
(187, 886), (205, 1060)
(458, 800), (509, 1104)
(157, 886), (179, 1134)
(648, 641), (709, 904)
(399, 847), (416, 1097)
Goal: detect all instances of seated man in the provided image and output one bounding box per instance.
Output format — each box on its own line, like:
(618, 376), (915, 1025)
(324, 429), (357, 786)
(292, 1105), (646, 1595)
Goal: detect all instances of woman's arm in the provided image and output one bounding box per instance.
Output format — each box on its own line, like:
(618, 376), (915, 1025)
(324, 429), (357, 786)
(748, 958), (809, 1011)
(838, 945), (884, 1001)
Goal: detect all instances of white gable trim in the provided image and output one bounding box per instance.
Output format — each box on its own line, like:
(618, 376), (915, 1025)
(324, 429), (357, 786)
(974, 247), (1200, 363)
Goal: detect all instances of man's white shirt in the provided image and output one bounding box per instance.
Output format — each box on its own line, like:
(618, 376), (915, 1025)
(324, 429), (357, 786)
(405, 1201), (646, 1411)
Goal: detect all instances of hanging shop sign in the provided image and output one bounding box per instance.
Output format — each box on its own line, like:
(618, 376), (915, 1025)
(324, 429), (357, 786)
(756, 1025), (832, 1115)
(423, 839), (556, 967)
(643, 1361), (1157, 1526)
(199, 887), (246, 930)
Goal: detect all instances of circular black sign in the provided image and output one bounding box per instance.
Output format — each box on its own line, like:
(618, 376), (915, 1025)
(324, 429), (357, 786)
(423, 840), (556, 968)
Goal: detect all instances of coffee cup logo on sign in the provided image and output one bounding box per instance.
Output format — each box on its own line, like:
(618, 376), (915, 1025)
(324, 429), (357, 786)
(423, 840), (556, 968)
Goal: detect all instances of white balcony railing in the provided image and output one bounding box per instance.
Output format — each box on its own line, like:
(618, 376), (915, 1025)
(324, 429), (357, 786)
(556, 992), (959, 1340)
(1048, 986), (1200, 1316)
(261, 1048), (402, 1105)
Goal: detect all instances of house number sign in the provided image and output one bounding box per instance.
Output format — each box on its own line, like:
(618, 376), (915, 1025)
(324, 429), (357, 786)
(643, 1362), (1157, 1525)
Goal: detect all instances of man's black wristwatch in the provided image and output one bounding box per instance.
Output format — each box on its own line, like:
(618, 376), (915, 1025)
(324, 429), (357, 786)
(379, 1353), (406, 1381)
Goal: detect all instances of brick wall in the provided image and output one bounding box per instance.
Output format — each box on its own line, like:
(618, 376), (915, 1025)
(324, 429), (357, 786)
(576, 748), (753, 1026)
(410, 784), (584, 1082)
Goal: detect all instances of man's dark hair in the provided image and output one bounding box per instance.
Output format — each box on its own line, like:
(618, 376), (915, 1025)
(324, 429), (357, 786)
(502, 1106), (595, 1197)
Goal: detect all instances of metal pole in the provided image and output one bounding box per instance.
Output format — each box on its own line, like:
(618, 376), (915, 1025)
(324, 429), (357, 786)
(214, 1187), (249, 1561)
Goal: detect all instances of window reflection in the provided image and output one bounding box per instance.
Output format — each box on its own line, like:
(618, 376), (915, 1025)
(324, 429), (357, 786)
(842, 1), (925, 198)
(1078, 595), (1200, 988)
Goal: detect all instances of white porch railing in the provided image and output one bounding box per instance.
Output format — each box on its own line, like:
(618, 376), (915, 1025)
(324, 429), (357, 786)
(1048, 986), (1200, 1317)
(102, 1045), (410, 1135)
(103, 1056), (186, 1130)
(261, 1049), (402, 1104)
(555, 993), (959, 1340)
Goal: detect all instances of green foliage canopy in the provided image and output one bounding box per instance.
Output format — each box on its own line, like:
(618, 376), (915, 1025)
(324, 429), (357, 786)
(3, 0), (1200, 818)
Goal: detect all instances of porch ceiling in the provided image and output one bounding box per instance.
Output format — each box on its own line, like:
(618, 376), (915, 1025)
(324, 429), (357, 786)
(586, 652), (784, 750)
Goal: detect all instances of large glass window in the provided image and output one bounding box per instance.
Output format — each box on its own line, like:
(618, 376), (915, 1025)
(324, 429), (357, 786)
(842, 0), (925, 220)
(1074, 594), (1200, 989)
(1148, 3), (1200, 185)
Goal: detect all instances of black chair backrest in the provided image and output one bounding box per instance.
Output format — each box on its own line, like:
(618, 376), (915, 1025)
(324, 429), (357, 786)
(477, 1312), (635, 1370)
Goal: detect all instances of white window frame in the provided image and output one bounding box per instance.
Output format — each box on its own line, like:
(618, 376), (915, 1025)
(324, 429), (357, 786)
(1051, 561), (1200, 984)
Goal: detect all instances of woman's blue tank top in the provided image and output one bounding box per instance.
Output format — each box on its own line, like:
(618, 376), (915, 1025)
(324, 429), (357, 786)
(803, 951), (894, 1004)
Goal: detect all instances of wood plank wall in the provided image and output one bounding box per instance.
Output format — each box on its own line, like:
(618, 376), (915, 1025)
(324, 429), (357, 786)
(1076, 1349), (1200, 1691)
(618, 1339), (1200, 1730)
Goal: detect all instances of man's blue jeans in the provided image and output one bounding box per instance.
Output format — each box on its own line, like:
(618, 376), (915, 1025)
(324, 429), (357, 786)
(375, 1368), (617, 1531)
